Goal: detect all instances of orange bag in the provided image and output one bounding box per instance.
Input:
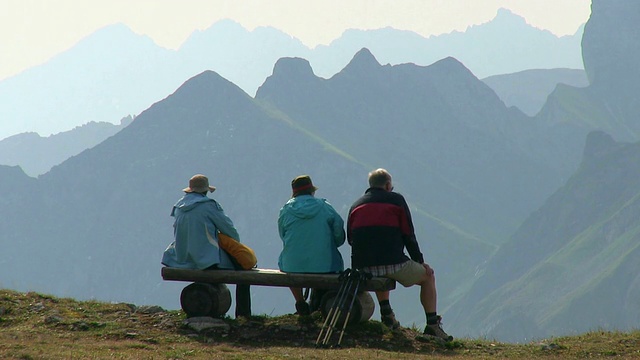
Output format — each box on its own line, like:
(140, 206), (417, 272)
(217, 232), (257, 270)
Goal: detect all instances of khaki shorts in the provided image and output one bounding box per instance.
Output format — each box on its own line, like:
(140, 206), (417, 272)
(386, 260), (426, 287)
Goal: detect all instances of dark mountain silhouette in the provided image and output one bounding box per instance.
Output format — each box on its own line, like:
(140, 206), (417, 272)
(0, 165), (39, 238)
(1, 65), (589, 179)
(0, 117), (132, 176)
(445, 0), (640, 341)
(257, 49), (566, 244)
(0, 9), (583, 140)
(580, 0), (640, 138)
(482, 68), (588, 116)
(582, 0), (640, 96)
(537, 0), (640, 143)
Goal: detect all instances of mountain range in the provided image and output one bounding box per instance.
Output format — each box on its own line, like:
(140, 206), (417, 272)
(0, 117), (132, 177)
(0, 8), (583, 140)
(445, 0), (640, 341)
(1, 0), (638, 343)
(0, 67), (587, 177)
(483, 68), (588, 116)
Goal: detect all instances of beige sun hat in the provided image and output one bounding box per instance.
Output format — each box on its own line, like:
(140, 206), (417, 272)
(183, 174), (216, 193)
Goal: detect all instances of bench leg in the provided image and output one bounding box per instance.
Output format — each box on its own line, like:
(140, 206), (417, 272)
(180, 282), (232, 318)
(235, 284), (251, 317)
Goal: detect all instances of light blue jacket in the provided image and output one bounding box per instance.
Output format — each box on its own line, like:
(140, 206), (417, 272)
(278, 195), (345, 273)
(162, 193), (238, 270)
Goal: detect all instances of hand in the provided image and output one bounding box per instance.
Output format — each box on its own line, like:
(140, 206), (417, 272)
(422, 263), (434, 276)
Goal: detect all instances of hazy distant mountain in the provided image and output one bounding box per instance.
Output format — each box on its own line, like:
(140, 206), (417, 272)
(0, 8), (584, 140)
(0, 116), (132, 176)
(446, 131), (640, 341)
(482, 68), (588, 116)
(311, 9), (583, 80)
(0, 24), (187, 140)
(178, 19), (311, 97)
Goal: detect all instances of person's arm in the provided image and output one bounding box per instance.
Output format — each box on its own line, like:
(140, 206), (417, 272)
(398, 196), (424, 264)
(346, 204), (354, 246)
(403, 233), (424, 264)
(326, 201), (346, 247)
(209, 201), (240, 241)
(277, 208), (286, 242)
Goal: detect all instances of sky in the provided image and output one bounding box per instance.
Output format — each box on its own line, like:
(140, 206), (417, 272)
(1, 0), (592, 81)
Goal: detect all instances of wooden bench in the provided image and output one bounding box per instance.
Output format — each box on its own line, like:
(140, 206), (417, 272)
(161, 267), (396, 322)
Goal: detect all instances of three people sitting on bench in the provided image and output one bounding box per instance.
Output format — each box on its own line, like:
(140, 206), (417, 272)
(277, 175), (346, 315)
(162, 171), (452, 341)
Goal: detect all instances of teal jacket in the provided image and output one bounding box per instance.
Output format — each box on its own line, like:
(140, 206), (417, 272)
(162, 193), (238, 270)
(278, 195), (345, 273)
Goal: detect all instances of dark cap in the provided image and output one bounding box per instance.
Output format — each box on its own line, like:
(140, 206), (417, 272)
(291, 175), (318, 197)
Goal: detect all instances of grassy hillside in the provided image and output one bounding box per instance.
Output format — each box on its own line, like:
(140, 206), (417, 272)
(1, 289), (638, 359)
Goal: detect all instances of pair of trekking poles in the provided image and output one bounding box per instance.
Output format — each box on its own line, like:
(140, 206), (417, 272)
(315, 268), (372, 347)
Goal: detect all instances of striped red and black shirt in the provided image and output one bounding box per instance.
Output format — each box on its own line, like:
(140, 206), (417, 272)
(347, 187), (424, 269)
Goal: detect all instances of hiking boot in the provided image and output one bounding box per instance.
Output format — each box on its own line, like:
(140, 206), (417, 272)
(295, 300), (311, 316)
(381, 311), (400, 329)
(423, 316), (453, 342)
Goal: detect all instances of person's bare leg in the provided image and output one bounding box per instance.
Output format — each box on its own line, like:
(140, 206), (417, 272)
(375, 290), (399, 328)
(419, 263), (452, 341)
(290, 287), (305, 302)
(375, 290), (390, 302)
(419, 263), (437, 313)
(290, 287), (310, 315)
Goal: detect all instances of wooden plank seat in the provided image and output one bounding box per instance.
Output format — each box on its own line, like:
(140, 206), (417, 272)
(161, 267), (396, 322)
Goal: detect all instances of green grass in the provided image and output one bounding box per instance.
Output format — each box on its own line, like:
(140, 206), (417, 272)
(1, 289), (639, 359)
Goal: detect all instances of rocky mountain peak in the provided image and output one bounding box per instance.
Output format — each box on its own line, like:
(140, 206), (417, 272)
(271, 57), (316, 79)
(338, 48), (382, 76)
(169, 70), (246, 102)
(492, 8), (528, 28)
(582, 0), (640, 89)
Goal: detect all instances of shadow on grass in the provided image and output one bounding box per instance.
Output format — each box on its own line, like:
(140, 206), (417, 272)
(179, 312), (461, 355)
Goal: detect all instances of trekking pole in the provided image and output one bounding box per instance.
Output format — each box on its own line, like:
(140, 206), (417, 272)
(336, 270), (370, 346)
(315, 269), (349, 346)
(315, 269), (351, 346)
(322, 270), (356, 345)
(322, 272), (354, 346)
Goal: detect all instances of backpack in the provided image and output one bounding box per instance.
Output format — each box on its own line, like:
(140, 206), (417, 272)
(217, 232), (258, 270)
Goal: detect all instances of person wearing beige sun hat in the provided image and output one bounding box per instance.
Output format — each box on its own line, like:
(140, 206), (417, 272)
(162, 174), (251, 317)
(182, 174), (216, 193)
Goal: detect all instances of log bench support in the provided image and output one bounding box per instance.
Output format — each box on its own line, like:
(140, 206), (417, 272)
(161, 267), (396, 323)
